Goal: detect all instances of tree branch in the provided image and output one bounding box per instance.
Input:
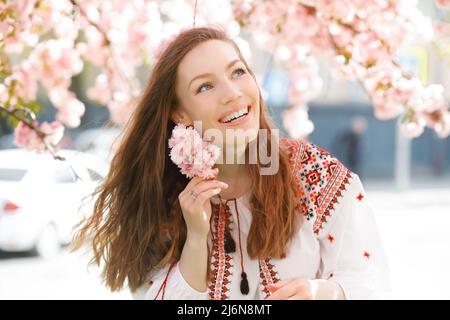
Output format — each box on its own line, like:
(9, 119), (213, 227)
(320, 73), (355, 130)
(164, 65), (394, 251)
(0, 105), (65, 161)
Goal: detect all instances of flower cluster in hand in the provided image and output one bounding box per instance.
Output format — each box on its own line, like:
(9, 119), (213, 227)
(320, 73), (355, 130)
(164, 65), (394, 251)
(168, 124), (221, 179)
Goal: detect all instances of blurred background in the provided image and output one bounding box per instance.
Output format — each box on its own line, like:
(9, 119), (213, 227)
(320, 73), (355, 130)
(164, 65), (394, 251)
(0, 0), (449, 299)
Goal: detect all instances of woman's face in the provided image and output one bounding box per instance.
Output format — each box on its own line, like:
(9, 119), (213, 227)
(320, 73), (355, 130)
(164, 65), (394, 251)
(173, 40), (260, 147)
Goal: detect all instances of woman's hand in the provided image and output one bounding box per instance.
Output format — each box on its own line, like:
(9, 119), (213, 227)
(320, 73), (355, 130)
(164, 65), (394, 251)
(178, 168), (228, 238)
(265, 278), (345, 300)
(266, 278), (315, 300)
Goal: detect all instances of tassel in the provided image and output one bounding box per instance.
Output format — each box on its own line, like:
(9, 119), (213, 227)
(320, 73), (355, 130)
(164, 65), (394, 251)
(224, 229), (236, 253)
(222, 201), (236, 253)
(240, 272), (249, 295)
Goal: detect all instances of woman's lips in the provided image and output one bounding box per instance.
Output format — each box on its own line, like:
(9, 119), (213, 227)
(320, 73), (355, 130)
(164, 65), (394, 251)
(219, 105), (252, 127)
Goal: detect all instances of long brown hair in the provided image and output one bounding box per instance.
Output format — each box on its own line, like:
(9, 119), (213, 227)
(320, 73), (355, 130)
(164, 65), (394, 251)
(71, 25), (305, 293)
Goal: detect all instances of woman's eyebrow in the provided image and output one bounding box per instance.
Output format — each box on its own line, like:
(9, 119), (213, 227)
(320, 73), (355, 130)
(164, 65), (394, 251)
(188, 59), (242, 90)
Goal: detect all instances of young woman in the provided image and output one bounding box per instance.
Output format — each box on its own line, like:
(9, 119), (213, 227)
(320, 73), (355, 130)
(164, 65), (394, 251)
(72, 26), (390, 300)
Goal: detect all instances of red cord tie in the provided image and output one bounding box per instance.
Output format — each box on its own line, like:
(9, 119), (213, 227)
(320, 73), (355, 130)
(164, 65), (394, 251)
(218, 195), (249, 295)
(221, 202), (236, 254)
(154, 261), (176, 300)
(233, 199), (249, 295)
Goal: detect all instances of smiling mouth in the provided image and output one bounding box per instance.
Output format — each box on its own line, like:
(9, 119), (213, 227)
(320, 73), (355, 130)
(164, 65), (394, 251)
(219, 105), (251, 124)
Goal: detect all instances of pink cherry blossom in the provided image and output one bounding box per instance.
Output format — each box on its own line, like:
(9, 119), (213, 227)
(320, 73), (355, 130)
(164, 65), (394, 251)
(40, 121), (65, 146)
(434, 22), (450, 37)
(282, 105), (314, 139)
(87, 73), (112, 105)
(6, 67), (38, 102)
(2, 0), (450, 145)
(107, 98), (135, 127)
(168, 124), (221, 179)
(435, 0), (450, 9)
(399, 117), (426, 139)
(434, 112), (450, 138)
(14, 120), (43, 152)
(14, 120), (65, 152)
(48, 87), (86, 128)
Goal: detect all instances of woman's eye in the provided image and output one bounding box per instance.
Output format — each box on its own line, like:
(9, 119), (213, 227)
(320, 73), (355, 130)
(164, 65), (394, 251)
(197, 83), (212, 93)
(196, 68), (246, 94)
(233, 68), (246, 77)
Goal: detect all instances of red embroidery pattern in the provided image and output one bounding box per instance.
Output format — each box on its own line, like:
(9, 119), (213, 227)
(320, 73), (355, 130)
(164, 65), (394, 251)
(282, 139), (353, 236)
(258, 258), (281, 299)
(364, 251), (371, 259)
(280, 138), (307, 215)
(327, 234), (335, 243)
(205, 139), (353, 299)
(208, 203), (234, 300)
(357, 193), (364, 201)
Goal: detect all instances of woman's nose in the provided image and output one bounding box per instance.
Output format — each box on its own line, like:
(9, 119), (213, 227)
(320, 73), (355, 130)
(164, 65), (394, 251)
(221, 80), (243, 105)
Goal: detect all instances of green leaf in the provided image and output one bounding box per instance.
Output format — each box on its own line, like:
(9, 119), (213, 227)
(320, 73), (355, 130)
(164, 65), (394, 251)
(1, 111), (19, 128)
(24, 100), (42, 115)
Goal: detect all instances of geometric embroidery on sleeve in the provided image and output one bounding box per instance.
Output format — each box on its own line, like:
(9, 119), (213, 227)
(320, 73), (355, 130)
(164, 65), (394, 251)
(281, 139), (354, 236)
(327, 234), (335, 243)
(357, 193), (364, 201)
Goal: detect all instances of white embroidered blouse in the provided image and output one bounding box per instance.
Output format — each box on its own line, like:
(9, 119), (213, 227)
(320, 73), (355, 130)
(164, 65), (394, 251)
(131, 139), (391, 300)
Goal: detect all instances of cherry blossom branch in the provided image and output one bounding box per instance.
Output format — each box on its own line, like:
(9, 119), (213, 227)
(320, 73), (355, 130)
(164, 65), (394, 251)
(69, 0), (140, 96)
(299, 3), (429, 121)
(0, 104), (65, 161)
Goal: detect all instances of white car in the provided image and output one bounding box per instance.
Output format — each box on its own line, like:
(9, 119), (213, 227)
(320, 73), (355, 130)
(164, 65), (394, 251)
(73, 127), (123, 165)
(0, 149), (107, 258)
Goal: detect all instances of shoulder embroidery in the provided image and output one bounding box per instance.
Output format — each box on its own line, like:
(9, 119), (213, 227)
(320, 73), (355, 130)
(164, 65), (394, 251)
(282, 139), (353, 235)
(280, 138), (308, 214)
(280, 137), (306, 175)
(208, 203), (234, 300)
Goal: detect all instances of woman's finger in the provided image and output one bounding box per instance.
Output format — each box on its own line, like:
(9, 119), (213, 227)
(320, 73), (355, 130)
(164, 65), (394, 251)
(185, 175), (205, 190)
(267, 278), (297, 293)
(195, 188), (223, 203)
(287, 292), (313, 300)
(180, 181), (227, 205)
(266, 281), (298, 300)
(269, 278), (295, 288)
(189, 180), (228, 196)
(181, 168), (220, 196)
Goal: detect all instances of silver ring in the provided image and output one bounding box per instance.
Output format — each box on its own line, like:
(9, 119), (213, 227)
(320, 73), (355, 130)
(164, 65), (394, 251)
(189, 189), (198, 200)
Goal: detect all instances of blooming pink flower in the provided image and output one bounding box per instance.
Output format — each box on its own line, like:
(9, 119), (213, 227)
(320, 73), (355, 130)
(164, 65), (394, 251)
(399, 118), (426, 139)
(168, 124), (221, 179)
(282, 104), (314, 139)
(435, 0), (450, 9)
(107, 97), (135, 127)
(27, 39), (83, 91)
(14, 120), (43, 152)
(435, 22), (450, 40)
(2, 0), (449, 144)
(7, 67), (38, 102)
(87, 73), (112, 105)
(40, 120), (65, 146)
(434, 112), (450, 138)
(13, 120), (64, 152)
(48, 87), (85, 128)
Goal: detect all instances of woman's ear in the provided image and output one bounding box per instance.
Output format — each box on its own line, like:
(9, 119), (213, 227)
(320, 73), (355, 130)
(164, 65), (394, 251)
(171, 108), (191, 125)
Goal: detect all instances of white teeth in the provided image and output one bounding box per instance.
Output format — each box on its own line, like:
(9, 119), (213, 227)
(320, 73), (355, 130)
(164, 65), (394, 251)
(221, 106), (249, 123)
